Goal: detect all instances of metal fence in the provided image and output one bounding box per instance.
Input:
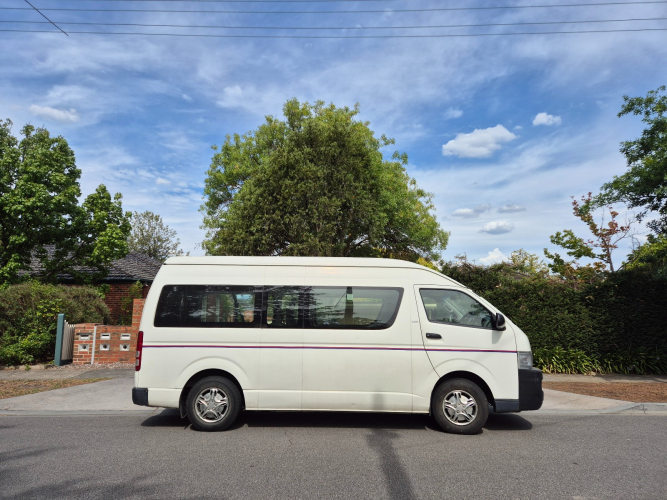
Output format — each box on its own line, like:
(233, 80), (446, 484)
(54, 313), (75, 366)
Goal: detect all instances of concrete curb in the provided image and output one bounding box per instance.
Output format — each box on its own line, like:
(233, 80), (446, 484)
(0, 408), (162, 417)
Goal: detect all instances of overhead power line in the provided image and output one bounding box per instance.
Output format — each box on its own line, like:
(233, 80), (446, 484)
(2, 17), (666, 30)
(22, 0), (68, 35)
(3, 1), (667, 14)
(2, 27), (666, 37)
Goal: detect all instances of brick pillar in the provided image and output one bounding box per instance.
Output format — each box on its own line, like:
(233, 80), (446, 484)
(72, 323), (99, 365)
(132, 298), (145, 330)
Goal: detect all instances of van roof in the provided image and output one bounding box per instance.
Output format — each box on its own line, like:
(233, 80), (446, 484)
(166, 256), (429, 269)
(163, 256), (463, 286)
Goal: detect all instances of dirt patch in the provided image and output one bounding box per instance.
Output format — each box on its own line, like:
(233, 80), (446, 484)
(543, 382), (667, 403)
(0, 379), (110, 399)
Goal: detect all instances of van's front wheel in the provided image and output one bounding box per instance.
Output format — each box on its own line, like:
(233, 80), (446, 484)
(186, 376), (241, 432)
(433, 379), (489, 434)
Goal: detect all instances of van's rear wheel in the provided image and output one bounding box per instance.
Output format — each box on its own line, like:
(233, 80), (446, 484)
(433, 378), (488, 434)
(186, 376), (241, 432)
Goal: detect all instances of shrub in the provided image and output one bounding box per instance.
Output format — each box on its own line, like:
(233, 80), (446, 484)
(0, 282), (109, 365)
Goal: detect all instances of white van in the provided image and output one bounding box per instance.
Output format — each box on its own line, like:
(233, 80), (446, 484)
(133, 257), (543, 434)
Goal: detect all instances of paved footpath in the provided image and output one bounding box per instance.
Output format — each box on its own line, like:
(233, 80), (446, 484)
(1, 370), (666, 416)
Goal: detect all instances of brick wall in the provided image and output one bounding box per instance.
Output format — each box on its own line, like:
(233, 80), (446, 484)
(103, 283), (151, 325)
(73, 299), (146, 365)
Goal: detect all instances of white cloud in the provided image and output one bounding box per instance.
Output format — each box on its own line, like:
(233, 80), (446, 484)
(28, 105), (80, 123)
(479, 220), (515, 234)
(156, 177), (171, 185)
(498, 204), (527, 213)
(442, 125), (517, 158)
(514, 125), (523, 130)
(452, 204), (490, 218)
(182, 94), (193, 102)
(444, 108), (463, 119)
(479, 248), (509, 265)
(452, 208), (477, 218)
(533, 112), (562, 126)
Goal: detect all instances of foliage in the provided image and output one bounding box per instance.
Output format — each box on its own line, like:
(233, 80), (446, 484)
(128, 211), (187, 262)
(201, 99), (449, 261)
(0, 119), (131, 284)
(625, 234), (667, 277)
(594, 86), (667, 234)
(534, 347), (667, 375)
(440, 259), (667, 374)
(0, 282), (109, 365)
(544, 193), (633, 280)
(508, 249), (549, 278)
(119, 281), (143, 325)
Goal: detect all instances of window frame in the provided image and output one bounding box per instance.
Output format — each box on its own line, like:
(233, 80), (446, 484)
(303, 286), (404, 331)
(261, 286), (306, 329)
(153, 284), (263, 328)
(418, 288), (496, 331)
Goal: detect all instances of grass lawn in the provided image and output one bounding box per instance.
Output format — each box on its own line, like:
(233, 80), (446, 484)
(543, 382), (667, 403)
(0, 379), (110, 399)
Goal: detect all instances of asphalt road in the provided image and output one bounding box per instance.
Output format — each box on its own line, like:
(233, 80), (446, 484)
(1, 411), (665, 499)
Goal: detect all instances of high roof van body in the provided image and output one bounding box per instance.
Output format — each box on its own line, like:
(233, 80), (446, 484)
(133, 256), (543, 434)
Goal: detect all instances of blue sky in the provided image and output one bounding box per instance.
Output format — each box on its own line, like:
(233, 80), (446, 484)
(1, 0), (666, 266)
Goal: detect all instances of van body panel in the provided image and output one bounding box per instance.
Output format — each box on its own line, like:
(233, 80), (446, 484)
(301, 268), (413, 411)
(259, 266), (304, 410)
(148, 388), (180, 408)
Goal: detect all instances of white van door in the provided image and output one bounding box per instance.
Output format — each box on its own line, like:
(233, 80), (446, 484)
(301, 284), (413, 412)
(413, 286), (519, 401)
(258, 266), (305, 410)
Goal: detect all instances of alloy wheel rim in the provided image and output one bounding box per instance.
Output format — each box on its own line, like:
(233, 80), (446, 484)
(443, 390), (477, 426)
(195, 387), (229, 423)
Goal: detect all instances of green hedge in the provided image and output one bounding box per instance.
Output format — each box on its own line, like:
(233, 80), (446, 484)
(441, 263), (667, 374)
(0, 282), (110, 365)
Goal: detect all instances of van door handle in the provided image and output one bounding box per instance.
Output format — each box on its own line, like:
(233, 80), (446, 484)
(425, 333), (442, 339)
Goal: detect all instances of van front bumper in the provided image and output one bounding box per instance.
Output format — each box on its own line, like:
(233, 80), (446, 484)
(132, 387), (149, 407)
(494, 368), (544, 413)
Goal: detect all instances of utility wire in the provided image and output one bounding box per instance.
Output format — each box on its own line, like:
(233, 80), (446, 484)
(3, 1), (667, 14)
(22, 0), (68, 35)
(2, 27), (666, 37)
(2, 17), (666, 30)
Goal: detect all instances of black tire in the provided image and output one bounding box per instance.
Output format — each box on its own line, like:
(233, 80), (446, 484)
(186, 376), (242, 432)
(432, 378), (489, 435)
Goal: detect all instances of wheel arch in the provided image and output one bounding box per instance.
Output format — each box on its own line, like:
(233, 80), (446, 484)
(430, 371), (495, 413)
(179, 369), (246, 415)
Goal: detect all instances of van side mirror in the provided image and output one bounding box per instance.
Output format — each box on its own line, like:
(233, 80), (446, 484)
(493, 313), (506, 331)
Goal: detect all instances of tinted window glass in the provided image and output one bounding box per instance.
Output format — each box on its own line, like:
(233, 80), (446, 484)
(154, 285), (262, 328)
(306, 287), (402, 329)
(420, 289), (493, 329)
(264, 286), (303, 328)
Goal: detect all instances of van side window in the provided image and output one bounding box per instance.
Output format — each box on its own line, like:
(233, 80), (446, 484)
(419, 289), (493, 329)
(263, 286), (303, 328)
(154, 285), (262, 328)
(305, 287), (403, 330)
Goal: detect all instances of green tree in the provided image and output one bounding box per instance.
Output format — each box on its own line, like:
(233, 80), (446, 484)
(0, 119), (131, 284)
(625, 234), (667, 277)
(544, 193), (633, 280)
(595, 86), (667, 234)
(508, 249), (549, 277)
(201, 99), (449, 261)
(127, 210), (187, 262)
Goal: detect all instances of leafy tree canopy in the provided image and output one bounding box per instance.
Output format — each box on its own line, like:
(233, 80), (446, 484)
(0, 119), (131, 284)
(544, 193), (633, 281)
(201, 99), (449, 261)
(625, 234), (667, 278)
(128, 210), (187, 262)
(595, 86), (667, 234)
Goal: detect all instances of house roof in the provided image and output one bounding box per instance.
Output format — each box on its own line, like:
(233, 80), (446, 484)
(24, 246), (162, 282)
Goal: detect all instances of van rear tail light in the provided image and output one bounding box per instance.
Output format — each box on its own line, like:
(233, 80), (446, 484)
(135, 331), (144, 371)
